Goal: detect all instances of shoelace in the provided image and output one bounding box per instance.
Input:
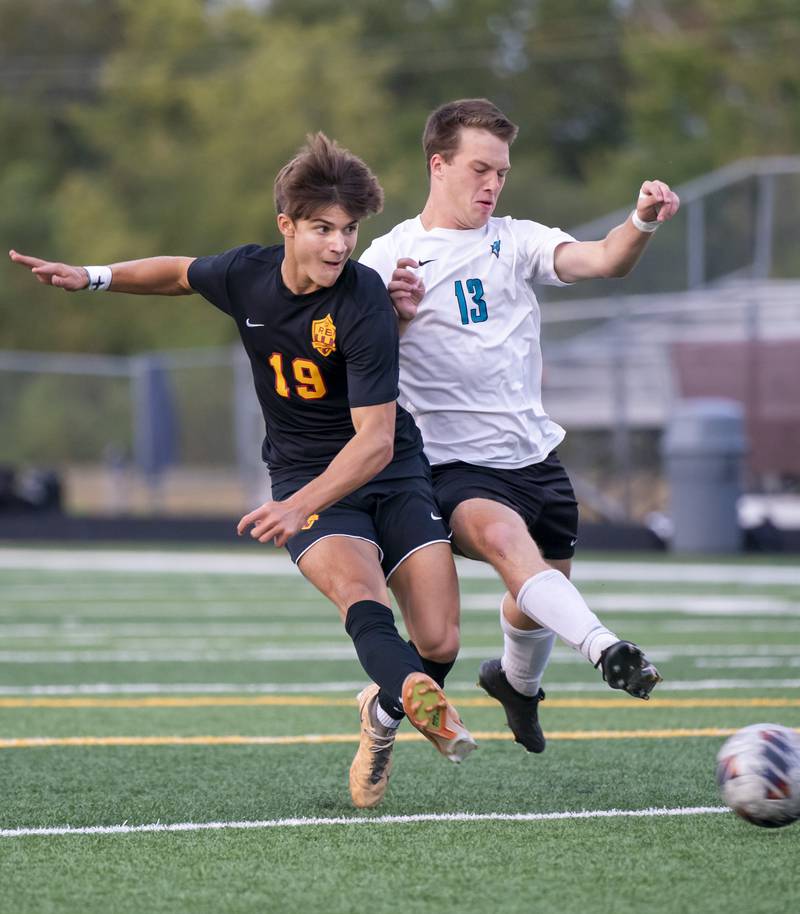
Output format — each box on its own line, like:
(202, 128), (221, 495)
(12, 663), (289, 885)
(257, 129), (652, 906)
(367, 727), (396, 754)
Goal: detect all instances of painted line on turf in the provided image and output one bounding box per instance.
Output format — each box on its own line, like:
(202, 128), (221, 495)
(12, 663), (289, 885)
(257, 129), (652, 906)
(2, 696), (800, 710)
(5, 643), (800, 664)
(3, 547), (800, 585)
(461, 594), (800, 614)
(6, 593), (800, 616)
(5, 726), (797, 750)
(0, 806), (731, 839)
(3, 677), (800, 696)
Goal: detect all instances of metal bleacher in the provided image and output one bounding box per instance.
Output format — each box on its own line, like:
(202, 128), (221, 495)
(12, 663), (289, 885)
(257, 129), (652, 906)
(541, 278), (800, 429)
(541, 157), (800, 433)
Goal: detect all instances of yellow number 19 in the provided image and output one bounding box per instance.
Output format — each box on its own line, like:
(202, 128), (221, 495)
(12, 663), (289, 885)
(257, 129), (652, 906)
(269, 353), (327, 400)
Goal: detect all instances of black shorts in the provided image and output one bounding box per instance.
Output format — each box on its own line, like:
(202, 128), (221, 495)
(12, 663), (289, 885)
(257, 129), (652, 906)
(430, 451), (579, 561)
(270, 454), (450, 580)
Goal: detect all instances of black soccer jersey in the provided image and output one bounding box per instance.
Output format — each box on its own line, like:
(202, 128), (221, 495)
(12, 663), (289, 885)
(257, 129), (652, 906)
(187, 244), (423, 481)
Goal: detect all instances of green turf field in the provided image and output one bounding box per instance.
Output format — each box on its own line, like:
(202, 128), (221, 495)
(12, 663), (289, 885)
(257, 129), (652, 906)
(1, 547), (799, 914)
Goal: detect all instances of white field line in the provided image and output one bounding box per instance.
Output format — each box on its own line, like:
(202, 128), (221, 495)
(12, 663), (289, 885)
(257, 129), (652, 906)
(461, 594), (800, 615)
(3, 678), (800, 697)
(2, 604), (332, 620)
(4, 621), (800, 639)
(2, 548), (800, 585)
(6, 594), (797, 618)
(4, 600), (799, 621)
(0, 587), (314, 601)
(0, 806), (730, 839)
(661, 621), (800, 633)
(694, 657), (800, 669)
(0, 647), (511, 663)
(3, 644), (800, 665)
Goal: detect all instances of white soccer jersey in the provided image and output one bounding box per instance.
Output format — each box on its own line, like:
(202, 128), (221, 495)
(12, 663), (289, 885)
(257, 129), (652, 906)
(360, 215), (576, 468)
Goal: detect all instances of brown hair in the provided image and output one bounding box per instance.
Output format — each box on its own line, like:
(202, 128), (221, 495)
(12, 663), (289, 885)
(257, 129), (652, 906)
(274, 132), (384, 222)
(423, 99), (519, 174)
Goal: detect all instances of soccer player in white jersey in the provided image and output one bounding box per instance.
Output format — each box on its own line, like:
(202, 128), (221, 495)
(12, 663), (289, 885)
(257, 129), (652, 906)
(360, 98), (680, 753)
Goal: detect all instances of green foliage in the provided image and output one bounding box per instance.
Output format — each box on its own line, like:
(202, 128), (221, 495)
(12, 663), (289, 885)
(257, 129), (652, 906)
(1, 0), (799, 354)
(0, 373), (131, 462)
(607, 0), (800, 184)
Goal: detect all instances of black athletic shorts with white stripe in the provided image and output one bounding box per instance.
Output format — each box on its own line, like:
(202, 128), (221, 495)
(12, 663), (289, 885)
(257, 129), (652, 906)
(430, 450), (579, 561)
(270, 454), (450, 580)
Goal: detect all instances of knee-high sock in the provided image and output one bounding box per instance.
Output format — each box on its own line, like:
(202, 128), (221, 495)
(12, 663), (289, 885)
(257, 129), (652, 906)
(516, 570), (618, 665)
(344, 600), (422, 719)
(408, 640), (455, 688)
(499, 597), (556, 696)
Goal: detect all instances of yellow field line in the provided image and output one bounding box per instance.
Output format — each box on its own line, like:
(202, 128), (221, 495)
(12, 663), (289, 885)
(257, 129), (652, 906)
(1, 696), (799, 710)
(4, 726), (800, 750)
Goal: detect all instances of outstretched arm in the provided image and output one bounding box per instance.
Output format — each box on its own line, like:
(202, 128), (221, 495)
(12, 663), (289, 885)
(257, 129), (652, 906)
(8, 250), (195, 296)
(553, 180), (680, 283)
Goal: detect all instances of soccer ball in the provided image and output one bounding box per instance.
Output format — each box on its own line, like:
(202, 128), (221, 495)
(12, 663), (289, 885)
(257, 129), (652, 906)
(716, 723), (800, 828)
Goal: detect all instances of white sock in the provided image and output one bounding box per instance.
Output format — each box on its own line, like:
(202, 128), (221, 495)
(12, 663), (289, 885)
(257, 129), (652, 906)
(499, 595), (555, 696)
(517, 569), (618, 665)
(375, 703), (403, 729)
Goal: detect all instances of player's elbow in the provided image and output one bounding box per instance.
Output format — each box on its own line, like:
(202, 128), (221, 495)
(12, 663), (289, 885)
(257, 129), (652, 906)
(377, 438), (395, 471)
(597, 253), (634, 279)
(596, 240), (635, 279)
(371, 433), (394, 473)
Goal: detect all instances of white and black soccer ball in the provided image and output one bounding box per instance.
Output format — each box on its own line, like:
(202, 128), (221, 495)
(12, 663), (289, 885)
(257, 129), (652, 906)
(716, 723), (800, 828)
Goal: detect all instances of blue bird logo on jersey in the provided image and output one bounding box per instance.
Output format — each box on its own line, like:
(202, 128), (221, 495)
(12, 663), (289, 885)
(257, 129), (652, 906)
(490, 239), (501, 258)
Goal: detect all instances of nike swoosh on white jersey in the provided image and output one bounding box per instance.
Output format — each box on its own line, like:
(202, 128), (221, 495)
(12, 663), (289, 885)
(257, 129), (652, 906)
(246, 318), (265, 327)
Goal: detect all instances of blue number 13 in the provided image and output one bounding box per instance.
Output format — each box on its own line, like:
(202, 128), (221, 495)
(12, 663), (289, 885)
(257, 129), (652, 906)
(455, 279), (488, 325)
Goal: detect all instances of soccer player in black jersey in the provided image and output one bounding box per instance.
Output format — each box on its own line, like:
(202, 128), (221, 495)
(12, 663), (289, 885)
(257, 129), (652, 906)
(10, 133), (476, 808)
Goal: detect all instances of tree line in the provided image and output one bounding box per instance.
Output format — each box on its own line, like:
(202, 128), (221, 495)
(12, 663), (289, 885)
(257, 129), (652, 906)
(1, 0), (798, 353)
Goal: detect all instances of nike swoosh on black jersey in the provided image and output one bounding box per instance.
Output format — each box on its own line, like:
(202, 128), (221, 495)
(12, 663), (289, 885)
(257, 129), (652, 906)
(417, 259), (437, 266)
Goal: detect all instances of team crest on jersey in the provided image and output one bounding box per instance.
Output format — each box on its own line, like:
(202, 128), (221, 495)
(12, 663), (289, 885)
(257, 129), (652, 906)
(490, 239), (501, 258)
(311, 314), (336, 357)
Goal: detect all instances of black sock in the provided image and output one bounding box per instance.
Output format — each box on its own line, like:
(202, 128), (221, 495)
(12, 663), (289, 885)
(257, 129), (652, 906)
(408, 640), (456, 688)
(344, 600), (423, 718)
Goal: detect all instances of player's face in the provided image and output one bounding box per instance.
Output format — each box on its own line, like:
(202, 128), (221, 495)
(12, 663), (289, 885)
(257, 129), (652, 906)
(279, 204), (359, 294)
(432, 128), (511, 229)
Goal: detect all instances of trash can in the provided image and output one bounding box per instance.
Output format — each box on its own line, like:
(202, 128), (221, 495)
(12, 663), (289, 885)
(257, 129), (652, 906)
(662, 398), (747, 553)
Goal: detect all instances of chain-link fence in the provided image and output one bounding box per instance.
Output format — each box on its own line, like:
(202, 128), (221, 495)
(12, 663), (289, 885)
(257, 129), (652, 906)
(2, 158), (798, 520)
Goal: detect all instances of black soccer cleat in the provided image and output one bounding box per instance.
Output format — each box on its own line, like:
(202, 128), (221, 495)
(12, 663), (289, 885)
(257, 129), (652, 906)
(477, 658), (546, 753)
(595, 640), (662, 700)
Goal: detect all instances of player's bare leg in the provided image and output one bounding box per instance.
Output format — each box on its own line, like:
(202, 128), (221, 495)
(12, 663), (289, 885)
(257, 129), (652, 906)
(298, 537), (474, 807)
(298, 536), (400, 807)
(297, 535), (390, 622)
(389, 541), (460, 667)
(452, 498), (661, 703)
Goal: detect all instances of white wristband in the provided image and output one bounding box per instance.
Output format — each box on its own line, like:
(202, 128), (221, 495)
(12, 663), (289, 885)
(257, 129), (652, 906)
(83, 265), (113, 291)
(630, 210), (659, 233)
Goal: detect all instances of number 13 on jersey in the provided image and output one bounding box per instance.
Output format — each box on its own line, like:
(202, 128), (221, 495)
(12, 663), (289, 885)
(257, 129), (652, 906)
(454, 279), (488, 325)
